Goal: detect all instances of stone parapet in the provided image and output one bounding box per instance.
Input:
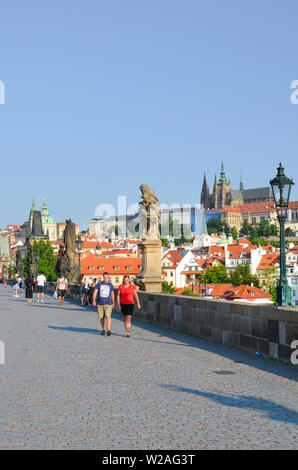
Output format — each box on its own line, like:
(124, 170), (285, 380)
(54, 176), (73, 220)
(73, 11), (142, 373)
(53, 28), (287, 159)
(45, 282), (298, 364)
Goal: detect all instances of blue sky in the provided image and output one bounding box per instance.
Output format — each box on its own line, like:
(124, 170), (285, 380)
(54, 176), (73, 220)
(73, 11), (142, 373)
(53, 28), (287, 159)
(0, 0), (298, 230)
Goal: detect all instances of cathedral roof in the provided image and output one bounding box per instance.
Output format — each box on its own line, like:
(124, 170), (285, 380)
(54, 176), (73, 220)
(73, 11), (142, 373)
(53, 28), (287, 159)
(243, 187), (272, 200)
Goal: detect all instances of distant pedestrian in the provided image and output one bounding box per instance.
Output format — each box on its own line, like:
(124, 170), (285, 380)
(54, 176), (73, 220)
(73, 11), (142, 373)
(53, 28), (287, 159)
(55, 273), (68, 306)
(80, 279), (87, 305)
(117, 276), (141, 337)
(88, 281), (95, 305)
(93, 272), (115, 336)
(12, 275), (20, 297)
(36, 271), (47, 303)
(25, 275), (34, 303)
(18, 276), (23, 294)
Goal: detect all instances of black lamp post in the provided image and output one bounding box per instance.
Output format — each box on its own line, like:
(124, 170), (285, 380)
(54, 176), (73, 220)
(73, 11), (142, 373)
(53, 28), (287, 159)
(76, 235), (83, 279)
(270, 163), (295, 306)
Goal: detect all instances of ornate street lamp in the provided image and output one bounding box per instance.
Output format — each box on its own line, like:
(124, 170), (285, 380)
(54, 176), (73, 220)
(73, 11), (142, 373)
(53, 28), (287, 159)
(76, 235), (83, 279)
(270, 163), (295, 306)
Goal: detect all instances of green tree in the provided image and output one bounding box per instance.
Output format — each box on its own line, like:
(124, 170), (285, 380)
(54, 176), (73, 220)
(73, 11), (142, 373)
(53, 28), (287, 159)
(200, 264), (230, 284)
(257, 220), (271, 237)
(33, 240), (57, 281)
(285, 227), (294, 237)
(230, 263), (260, 288)
(250, 236), (268, 247)
(182, 287), (199, 297)
(207, 218), (229, 236)
(231, 226), (238, 240)
(269, 285), (277, 305)
(162, 281), (175, 294)
(22, 254), (30, 277)
(240, 220), (251, 236)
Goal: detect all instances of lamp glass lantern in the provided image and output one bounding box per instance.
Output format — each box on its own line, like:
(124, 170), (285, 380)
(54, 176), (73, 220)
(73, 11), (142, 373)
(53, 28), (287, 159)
(76, 235), (83, 252)
(270, 163), (294, 211)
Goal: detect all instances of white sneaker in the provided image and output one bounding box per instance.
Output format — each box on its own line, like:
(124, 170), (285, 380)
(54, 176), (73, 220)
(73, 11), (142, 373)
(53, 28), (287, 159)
(41, 300), (44, 303)
(37, 300), (39, 303)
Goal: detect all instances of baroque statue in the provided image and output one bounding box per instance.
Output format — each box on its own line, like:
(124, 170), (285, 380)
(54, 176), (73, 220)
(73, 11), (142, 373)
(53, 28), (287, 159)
(55, 219), (79, 282)
(139, 184), (160, 240)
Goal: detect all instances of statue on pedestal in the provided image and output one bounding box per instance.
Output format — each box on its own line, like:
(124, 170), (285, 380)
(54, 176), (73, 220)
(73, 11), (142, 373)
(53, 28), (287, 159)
(55, 246), (70, 278)
(55, 219), (78, 283)
(139, 184), (160, 240)
(136, 185), (162, 292)
(16, 250), (23, 277)
(27, 242), (37, 278)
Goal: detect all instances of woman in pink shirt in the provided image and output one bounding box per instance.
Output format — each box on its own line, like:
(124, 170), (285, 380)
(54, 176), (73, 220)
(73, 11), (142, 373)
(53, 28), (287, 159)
(117, 275), (141, 337)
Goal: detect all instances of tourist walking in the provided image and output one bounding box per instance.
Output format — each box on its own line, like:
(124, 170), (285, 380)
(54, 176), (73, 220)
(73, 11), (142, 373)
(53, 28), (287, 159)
(55, 273), (68, 306)
(117, 276), (141, 337)
(25, 275), (35, 303)
(36, 271), (47, 303)
(87, 281), (95, 305)
(93, 272), (115, 336)
(18, 276), (23, 294)
(80, 279), (87, 305)
(12, 275), (20, 297)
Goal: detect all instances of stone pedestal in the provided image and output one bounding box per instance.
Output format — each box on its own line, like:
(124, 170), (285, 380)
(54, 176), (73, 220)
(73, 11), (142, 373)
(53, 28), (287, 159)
(136, 238), (162, 292)
(29, 263), (37, 278)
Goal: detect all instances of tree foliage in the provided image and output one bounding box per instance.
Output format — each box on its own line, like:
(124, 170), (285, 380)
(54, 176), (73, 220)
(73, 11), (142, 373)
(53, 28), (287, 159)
(240, 220), (278, 239)
(207, 218), (229, 236)
(200, 264), (230, 284)
(162, 281), (175, 294)
(22, 240), (57, 281)
(230, 263), (260, 288)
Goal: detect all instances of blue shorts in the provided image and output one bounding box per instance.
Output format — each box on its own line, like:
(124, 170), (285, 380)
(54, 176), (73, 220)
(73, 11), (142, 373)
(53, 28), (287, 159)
(37, 286), (45, 293)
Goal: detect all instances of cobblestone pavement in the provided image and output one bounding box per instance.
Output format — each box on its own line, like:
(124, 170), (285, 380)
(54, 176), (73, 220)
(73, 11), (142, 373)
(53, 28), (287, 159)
(0, 285), (297, 450)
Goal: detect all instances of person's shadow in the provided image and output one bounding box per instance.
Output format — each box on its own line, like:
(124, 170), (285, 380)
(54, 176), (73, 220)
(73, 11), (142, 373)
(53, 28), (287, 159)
(48, 325), (122, 337)
(160, 384), (298, 425)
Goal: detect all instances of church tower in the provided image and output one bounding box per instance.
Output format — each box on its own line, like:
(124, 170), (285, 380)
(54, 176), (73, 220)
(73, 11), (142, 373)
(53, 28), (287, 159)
(200, 173), (211, 209)
(214, 162), (231, 209)
(240, 172), (244, 192)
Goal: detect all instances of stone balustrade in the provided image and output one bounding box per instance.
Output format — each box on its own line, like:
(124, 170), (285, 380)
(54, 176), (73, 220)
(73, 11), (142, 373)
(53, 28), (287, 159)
(45, 282), (298, 364)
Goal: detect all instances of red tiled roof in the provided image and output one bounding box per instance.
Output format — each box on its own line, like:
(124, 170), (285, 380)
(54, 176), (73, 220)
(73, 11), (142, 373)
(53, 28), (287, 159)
(288, 201), (298, 210)
(223, 285), (272, 301)
(257, 253), (280, 270)
(100, 241), (115, 248)
(239, 201), (275, 215)
(81, 253), (141, 275)
(162, 249), (185, 268)
(221, 206), (241, 213)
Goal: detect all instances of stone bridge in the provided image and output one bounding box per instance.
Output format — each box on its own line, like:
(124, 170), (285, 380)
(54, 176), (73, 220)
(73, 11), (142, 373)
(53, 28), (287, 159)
(0, 284), (297, 449)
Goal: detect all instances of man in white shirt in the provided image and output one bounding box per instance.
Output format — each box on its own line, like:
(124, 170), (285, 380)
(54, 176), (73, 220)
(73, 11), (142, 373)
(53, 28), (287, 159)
(55, 273), (68, 306)
(36, 271), (47, 303)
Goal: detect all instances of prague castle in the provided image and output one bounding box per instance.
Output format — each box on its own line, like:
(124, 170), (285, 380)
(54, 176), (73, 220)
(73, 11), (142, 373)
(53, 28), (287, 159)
(200, 162), (273, 210)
